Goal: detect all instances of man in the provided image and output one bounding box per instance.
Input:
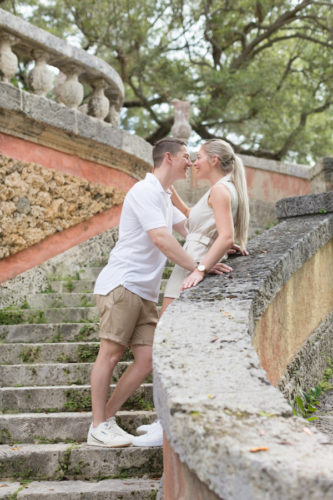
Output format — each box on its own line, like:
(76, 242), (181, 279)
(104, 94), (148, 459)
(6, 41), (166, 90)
(87, 138), (202, 447)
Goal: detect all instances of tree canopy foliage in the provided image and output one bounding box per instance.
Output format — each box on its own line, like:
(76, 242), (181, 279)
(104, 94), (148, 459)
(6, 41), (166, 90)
(3, 0), (333, 162)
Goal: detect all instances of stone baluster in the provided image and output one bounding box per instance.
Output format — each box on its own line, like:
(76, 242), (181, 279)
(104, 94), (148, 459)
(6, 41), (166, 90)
(55, 66), (84, 109)
(107, 104), (120, 128)
(28, 50), (53, 96)
(0, 33), (18, 83)
(105, 94), (121, 128)
(88, 79), (110, 120)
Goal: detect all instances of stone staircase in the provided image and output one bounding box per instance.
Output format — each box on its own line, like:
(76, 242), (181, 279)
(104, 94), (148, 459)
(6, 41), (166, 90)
(0, 263), (169, 499)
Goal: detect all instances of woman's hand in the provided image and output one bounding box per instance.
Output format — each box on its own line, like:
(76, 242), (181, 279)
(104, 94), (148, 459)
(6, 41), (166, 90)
(181, 269), (205, 290)
(227, 244), (249, 256)
(208, 262), (232, 274)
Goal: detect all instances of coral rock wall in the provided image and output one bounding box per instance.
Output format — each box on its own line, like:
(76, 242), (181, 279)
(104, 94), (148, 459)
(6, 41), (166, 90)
(0, 155), (125, 259)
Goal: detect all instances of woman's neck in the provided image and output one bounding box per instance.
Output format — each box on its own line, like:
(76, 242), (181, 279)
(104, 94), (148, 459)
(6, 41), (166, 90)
(207, 170), (227, 186)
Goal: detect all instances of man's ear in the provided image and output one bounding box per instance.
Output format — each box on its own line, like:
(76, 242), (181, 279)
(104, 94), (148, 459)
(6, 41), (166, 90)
(165, 152), (172, 164)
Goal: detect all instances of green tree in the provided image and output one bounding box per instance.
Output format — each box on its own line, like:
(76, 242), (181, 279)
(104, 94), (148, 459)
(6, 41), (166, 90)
(2, 0), (333, 162)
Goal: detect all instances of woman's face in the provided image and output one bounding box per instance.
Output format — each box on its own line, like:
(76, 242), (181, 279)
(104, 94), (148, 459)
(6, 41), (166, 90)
(193, 147), (212, 180)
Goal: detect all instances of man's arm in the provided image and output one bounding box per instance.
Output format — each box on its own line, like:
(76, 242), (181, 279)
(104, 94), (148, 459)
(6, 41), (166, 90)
(148, 227), (196, 272)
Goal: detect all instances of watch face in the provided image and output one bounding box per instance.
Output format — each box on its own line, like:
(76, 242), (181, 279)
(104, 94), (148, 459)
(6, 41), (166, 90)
(198, 264), (205, 272)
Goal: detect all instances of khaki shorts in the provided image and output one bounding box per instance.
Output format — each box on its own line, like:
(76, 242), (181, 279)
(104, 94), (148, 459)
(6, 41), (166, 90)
(95, 286), (158, 347)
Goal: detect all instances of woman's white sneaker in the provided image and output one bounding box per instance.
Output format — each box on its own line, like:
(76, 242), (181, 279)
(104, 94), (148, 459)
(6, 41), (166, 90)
(132, 421), (163, 447)
(87, 421), (131, 447)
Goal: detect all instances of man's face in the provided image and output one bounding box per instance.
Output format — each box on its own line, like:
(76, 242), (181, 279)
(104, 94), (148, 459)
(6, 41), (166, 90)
(172, 145), (192, 180)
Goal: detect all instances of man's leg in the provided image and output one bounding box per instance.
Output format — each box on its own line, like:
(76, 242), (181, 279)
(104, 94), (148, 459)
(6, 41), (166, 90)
(105, 344), (152, 418)
(90, 338), (125, 427)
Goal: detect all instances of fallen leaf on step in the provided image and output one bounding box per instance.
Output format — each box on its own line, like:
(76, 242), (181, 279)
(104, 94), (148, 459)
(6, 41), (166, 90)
(220, 310), (233, 318)
(303, 427), (312, 436)
(208, 394), (216, 399)
(0, 485), (9, 488)
(210, 336), (218, 342)
(250, 446), (269, 453)
(12, 447), (18, 451)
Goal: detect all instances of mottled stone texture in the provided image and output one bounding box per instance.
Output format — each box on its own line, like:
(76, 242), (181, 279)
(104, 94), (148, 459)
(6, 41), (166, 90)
(0, 154), (124, 259)
(154, 193), (333, 500)
(276, 190), (333, 218)
(0, 225), (118, 308)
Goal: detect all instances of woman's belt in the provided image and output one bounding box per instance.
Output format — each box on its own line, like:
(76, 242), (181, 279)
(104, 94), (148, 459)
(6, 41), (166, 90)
(186, 233), (212, 246)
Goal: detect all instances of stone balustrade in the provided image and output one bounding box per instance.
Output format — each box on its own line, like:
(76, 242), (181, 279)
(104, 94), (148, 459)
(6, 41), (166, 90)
(0, 8), (124, 125)
(154, 192), (333, 499)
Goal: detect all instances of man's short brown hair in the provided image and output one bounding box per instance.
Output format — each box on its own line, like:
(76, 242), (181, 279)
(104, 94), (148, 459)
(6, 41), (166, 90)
(152, 138), (186, 168)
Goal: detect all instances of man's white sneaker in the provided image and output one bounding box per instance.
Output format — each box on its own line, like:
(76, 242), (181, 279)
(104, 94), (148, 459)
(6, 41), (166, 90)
(136, 420), (160, 436)
(132, 421), (163, 447)
(107, 416), (134, 442)
(87, 422), (131, 447)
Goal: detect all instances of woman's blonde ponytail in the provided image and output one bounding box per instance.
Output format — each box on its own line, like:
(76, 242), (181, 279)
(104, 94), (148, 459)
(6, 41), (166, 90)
(203, 139), (250, 249)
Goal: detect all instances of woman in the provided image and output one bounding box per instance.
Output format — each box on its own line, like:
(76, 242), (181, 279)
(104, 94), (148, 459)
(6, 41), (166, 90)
(161, 138), (249, 314)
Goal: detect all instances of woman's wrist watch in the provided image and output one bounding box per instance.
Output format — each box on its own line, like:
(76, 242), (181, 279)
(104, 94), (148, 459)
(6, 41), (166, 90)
(196, 263), (206, 273)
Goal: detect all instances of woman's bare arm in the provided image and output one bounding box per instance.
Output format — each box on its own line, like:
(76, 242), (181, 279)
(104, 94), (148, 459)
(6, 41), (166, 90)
(170, 185), (191, 218)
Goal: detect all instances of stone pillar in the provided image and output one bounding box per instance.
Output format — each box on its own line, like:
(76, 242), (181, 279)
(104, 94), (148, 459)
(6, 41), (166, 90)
(171, 99), (195, 202)
(55, 66), (84, 109)
(0, 33), (18, 83)
(28, 50), (53, 96)
(171, 99), (192, 142)
(88, 79), (110, 120)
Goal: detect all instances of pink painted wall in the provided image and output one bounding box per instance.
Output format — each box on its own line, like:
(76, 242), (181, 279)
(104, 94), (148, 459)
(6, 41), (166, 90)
(0, 133), (136, 192)
(245, 166), (311, 203)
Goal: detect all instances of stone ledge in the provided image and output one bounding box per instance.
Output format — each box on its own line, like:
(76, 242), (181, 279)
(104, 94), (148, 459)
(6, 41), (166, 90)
(0, 83), (153, 175)
(153, 203), (333, 499)
(276, 191), (333, 219)
(240, 153), (322, 180)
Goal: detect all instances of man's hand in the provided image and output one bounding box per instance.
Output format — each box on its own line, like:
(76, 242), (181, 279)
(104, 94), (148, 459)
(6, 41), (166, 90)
(208, 262), (233, 274)
(227, 244), (249, 256)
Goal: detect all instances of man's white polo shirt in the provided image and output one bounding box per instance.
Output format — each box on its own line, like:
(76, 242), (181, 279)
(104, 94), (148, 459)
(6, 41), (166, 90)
(94, 173), (185, 302)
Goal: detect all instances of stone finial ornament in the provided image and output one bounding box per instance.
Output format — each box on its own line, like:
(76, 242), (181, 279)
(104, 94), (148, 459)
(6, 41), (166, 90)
(171, 99), (192, 141)
(0, 33), (18, 83)
(28, 50), (53, 96)
(55, 66), (84, 108)
(88, 79), (110, 120)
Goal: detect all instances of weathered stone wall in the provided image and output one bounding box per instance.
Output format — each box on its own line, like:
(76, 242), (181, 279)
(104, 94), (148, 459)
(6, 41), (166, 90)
(154, 191), (333, 500)
(0, 226), (118, 308)
(0, 154), (125, 260)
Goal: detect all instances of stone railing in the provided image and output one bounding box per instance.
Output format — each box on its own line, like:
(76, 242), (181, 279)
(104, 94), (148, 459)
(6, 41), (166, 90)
(0, 8), (124, 125)
(154, 191), (333, 499)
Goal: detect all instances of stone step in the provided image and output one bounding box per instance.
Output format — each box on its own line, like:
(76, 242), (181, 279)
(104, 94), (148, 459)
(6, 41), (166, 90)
(0, 384), (153, 413)
(0, 342), (100, 365)
(27, 293), (96, 309)
(0, 324), (99, 343)
(74, 267), (103, 280)
(49, 278), (168, 294)
(0, 478), (160, 499)
(0, 410), (157, 444)
(0, 307), (99, 324)
(0, 361), (147, 387)
(0, 442), (162, 481)
(49, 279), (96, 293)
(27, 290), (165, 309)
(0, 342), (134, 365)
